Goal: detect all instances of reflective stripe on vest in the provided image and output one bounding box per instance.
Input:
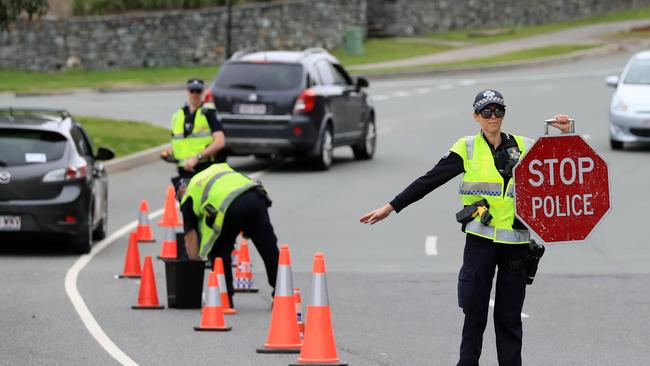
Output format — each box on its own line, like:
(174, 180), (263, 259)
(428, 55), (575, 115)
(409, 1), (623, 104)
(465, 220), (530, 244)
(458, 182), (502, 197)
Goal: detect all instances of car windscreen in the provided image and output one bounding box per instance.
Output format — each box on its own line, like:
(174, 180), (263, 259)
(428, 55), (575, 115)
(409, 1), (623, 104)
(0, 129), (67, 167)
(624, 59), (650, 85)
(215, 63), (303, 91)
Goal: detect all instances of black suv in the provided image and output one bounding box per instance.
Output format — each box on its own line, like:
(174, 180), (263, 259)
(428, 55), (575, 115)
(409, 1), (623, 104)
(0, 108), (114, 253)
(206, 48), (376, 169)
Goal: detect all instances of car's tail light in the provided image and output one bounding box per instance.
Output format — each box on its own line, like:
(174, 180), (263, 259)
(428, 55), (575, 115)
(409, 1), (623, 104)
(293, 89), (316, 113)
(43, 162), (87, 182)
(203, 89), (214, 104)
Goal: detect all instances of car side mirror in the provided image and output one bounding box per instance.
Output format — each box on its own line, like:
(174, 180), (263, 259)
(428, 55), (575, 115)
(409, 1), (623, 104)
(356, 77), (369, 91)
(95, 147), (115, 161)
(606, 75), (620, 88)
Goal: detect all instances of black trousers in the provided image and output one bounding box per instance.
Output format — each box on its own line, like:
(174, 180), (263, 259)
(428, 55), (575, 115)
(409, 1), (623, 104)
(206, 189), (279, 307)
(457, 234), (529, 366)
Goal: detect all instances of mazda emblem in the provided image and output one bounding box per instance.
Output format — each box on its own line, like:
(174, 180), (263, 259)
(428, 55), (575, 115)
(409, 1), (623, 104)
(0, 171), (10, 184)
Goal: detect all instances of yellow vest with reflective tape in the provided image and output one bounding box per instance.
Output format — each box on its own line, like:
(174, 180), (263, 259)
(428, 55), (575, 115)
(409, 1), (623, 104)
(171, 106), (215, 167)
(181, 163), (259, 260)
(449, 132), (534, 244)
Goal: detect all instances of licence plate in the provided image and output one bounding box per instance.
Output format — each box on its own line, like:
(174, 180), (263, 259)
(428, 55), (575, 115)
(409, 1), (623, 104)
(238, 104), (267, 115)
(0, 216), (21, 231)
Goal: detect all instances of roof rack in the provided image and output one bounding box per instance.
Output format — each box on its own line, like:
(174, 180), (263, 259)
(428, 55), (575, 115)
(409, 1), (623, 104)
(0, 107), (71, 122)
(229, 47), (259, 60)
(302, 47), (329, 55)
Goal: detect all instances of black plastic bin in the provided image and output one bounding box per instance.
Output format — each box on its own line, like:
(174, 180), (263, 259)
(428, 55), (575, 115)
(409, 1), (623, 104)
(164, 259), (205, 308)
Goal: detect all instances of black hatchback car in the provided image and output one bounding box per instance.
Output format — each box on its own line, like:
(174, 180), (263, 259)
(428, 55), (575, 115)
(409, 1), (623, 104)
(205, 48), (376, 170)
(0, 108), (114, 253)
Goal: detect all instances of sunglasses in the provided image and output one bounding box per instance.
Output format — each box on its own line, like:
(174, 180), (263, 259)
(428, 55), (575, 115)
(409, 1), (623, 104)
(189, 89), (203, 94)
(479, 108), (506, 118)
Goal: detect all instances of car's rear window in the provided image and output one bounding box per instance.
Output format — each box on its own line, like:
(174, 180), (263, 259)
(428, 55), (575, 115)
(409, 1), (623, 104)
(0, 129), (67, 167)
(215, 63), (303, 91)
(624, 59), (650, 85)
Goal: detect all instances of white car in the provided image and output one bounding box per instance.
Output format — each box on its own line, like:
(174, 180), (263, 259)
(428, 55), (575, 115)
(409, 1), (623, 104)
(606, 50), (650, 150)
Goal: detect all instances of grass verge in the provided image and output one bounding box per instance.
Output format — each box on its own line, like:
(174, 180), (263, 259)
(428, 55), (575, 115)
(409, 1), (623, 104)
(332, 38), (453, 66)
(0, 66), (218, 94)
(75, 116), (169, 158)
(426, 6), (650, 43)
(355, 44), (600, 75)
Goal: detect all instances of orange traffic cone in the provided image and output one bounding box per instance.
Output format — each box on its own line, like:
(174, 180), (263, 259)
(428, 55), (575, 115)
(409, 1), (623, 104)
(213, 257), (236, 314)
(132, 256), (164, 309)
(158, 185), (181, 227)
(294, 288), (304, 340)
(157, 226), (177, 260)
(234, 240), (258, 293)
(118, 232), (142, 278)
(194, 272), (232, 331)
(136, 200), (155, 243)
(290, 253), (347, 366)
(257, 244), (301, 354)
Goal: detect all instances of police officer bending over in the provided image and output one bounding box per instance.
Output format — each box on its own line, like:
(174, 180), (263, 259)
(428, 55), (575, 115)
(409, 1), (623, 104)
(179, 163), (279, 307)
(166, 78), (226, 179)
(360, 90), (571, 366)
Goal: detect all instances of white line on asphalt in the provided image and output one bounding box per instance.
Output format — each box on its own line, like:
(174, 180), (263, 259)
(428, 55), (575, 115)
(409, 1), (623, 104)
(393, 91), (411, 98)
(458, 80), (477, 86)
(65, 167), (271, 366)
(377, 127), (392, 135)
(438, 83), (453, 90)
(415, 87), (432, 94)
(489, 299), (530, 319)
(373, 95), (389, 101)
(425, 236), (438, 256)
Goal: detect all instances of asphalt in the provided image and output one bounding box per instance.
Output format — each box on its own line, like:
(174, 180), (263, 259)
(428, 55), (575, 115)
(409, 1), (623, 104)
(2, 51), (650, 365)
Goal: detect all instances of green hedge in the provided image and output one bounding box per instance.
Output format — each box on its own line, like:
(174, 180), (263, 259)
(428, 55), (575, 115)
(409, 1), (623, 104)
(73, 0), (271, 15)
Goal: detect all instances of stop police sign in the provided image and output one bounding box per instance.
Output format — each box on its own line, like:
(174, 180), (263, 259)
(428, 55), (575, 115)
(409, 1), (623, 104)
(514, 135), (611, 243)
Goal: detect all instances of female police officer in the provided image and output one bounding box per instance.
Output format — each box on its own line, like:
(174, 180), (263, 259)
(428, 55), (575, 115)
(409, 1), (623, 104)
(360, 90), (571, 366)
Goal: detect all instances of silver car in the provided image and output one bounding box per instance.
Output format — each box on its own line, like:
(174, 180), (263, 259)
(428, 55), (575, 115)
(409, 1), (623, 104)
(606, 50), (650, 150)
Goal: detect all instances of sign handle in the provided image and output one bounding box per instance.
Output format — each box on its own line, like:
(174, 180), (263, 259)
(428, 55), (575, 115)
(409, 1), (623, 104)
(543, 118), (575, 135)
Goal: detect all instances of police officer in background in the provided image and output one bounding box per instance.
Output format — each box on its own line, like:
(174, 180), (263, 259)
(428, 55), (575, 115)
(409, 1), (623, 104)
(165, 77), (227, 180)
(178, 162), (279, 307)
(360, 90), (571, 366)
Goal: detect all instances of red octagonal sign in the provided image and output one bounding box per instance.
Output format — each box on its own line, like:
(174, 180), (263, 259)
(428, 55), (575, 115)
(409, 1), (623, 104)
(514, 135), (611, 243)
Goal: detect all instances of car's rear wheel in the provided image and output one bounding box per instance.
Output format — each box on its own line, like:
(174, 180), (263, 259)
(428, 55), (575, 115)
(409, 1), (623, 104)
(311, 125), (333, 170)
(610, 138), (623, 150)
(352, 115), (376, 160)
(92, 201), (108, 241)
(71, 208), (93, 254)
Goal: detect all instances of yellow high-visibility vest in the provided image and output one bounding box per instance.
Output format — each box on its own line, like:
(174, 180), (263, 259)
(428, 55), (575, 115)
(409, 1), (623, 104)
(181, 163), (259, 259)
(449, 133), (534, 244)
(171, 105), (215, 167)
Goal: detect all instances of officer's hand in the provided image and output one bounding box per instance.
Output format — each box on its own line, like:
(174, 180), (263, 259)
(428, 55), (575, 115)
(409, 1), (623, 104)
(183, 156), (199, 172)
(360, 204), (394, 225)
(550, 115), (572, 133)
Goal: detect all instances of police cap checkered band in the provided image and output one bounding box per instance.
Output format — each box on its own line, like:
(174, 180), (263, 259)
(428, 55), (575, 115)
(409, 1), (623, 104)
(473, 89), (505, 112)
(186, 77), (204, 91)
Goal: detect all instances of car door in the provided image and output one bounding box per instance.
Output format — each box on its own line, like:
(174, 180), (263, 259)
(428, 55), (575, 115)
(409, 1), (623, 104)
(332, 63), (364, 141)
(71, 125), (104, 227)
(314, 60), (350, 141)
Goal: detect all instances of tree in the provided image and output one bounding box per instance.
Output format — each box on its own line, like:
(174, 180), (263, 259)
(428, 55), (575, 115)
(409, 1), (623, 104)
(0, 0), (48, 30)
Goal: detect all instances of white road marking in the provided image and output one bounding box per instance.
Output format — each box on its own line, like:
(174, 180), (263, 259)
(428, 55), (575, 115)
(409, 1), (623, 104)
(393, 91), (411, 98)
(489, 299), (530, 319)
(372, 95), (389, 101)
(425, 236), (438, 256)
(65, 168), (271, 365)
(415, 87), (432, 94)
(458, 79), (477, 86)
(438, 83), (453, 90)
(377, 127), (392, 135)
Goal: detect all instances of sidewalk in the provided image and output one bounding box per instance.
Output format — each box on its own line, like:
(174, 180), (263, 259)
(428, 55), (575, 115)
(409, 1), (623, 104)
(347, 19), (650, 71)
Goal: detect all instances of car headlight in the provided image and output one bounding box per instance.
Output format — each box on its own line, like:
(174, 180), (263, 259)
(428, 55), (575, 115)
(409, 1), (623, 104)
(613, 99), (628, 112)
